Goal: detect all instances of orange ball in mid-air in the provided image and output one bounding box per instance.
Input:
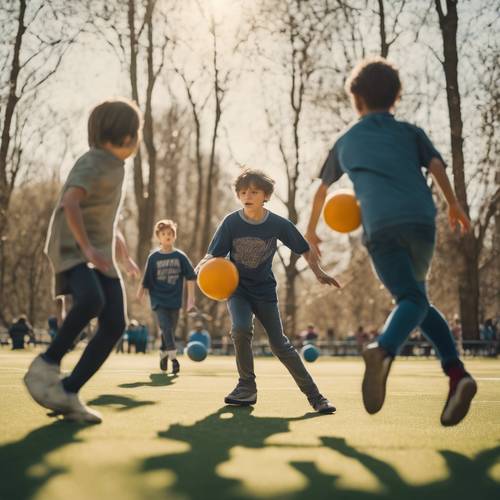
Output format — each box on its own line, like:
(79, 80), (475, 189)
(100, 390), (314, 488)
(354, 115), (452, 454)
(197, 257), (239, 301)
(323, 189), (361, 233)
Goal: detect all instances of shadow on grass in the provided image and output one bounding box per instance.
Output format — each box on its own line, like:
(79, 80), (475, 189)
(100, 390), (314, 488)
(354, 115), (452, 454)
(0, 421), (85, 500)
(140, 405), (327, 500)
(290, 437), (500, 500)
(87, 394), (155, 411)
(119, 372), (177, 388)
(140, 406), (500, 500)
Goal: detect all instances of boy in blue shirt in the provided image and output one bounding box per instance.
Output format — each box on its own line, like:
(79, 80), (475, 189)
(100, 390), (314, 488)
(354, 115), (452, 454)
(305, 58), (476, 426)
(138, 219), (196, 374)
(199, 169), (340, 413)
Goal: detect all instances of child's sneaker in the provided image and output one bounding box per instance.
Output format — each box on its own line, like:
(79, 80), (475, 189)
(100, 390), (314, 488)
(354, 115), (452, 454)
(160, 351), (168, 372)
(362, 342), (393, 414)
(24, 354), (61, 407)
(441, 370), (477, 426)
(172, 358), (180, 374)
(224, 384), (257, 406)
(308, 394), (336, 414)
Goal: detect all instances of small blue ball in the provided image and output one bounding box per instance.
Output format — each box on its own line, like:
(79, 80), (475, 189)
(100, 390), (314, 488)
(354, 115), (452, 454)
(302, 344), (320, 363)
(186, 341), (208, 362)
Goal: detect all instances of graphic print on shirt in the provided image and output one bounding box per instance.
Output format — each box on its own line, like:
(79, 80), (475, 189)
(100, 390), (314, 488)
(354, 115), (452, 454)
(156, 258), (181, 285)
(232, 237), (276, 269)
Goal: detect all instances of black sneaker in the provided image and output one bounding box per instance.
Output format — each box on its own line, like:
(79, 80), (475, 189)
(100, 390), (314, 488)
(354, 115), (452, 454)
(308, 394), (336, 414)
(160, 351), (168, 372)
(362, 342), (393, 414)
(172, 358), (180, 375)
(441, 372), (477, 426)
(224, 384), (257, 406)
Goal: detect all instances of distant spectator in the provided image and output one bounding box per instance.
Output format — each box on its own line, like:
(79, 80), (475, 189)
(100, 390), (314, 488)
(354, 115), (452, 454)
(355, 325), (370, 351)
(299, 324), (319, 345)
(480, 319), (496, 341)
(326, 327), (335, 342)
(188, 320), (211, 349)
(9, 315), (33, 350)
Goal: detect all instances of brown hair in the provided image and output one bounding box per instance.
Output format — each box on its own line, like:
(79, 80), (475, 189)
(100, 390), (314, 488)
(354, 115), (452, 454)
(88, 98), (142, 148)
(346, 58), (401, 109)
(234, 168), (275, 196)
(154, 219), (177, 237)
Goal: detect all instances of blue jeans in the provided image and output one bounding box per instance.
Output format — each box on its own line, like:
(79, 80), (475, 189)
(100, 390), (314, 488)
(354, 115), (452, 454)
(227, 295), (319, 396)
(365, 224), (460, 371)
(155, 307), (179, 351)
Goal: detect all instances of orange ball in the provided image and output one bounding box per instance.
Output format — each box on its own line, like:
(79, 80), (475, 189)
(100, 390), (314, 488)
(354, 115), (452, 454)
(323, 189), (361, 233)
(197, 258), (239, 301)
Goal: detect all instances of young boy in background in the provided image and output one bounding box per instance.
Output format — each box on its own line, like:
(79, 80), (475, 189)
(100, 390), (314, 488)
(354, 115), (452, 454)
(24, 98), (142, 423)
(305, 58), (476, 426)
(138, 219), (196, 374)
(199, 169), (340, 414)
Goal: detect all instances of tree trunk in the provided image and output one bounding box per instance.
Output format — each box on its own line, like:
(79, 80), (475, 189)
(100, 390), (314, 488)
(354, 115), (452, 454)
(435, 0), (479, 339)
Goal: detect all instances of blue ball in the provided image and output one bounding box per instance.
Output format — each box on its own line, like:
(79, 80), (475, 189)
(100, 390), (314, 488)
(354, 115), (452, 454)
(302, 344), (320, 363)
(186, 341), (208, 362)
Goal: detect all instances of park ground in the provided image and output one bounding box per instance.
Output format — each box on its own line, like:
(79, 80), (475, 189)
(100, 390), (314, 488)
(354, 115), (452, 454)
(0, 350), (499, 500)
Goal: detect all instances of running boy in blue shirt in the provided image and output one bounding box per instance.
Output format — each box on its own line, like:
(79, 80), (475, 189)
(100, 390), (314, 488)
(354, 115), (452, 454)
(199, 169), (340, 414)
(138, 219), (196, 374)
(24, 99), (142, 423)
(305, 58), (476, 426)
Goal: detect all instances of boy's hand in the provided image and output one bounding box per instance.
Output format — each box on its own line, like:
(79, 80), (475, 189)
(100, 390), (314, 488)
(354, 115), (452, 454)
(448, 201), (471, 235)
(314, 269), (341, 288)
(195, 254), (213, 274)
(123, 257), (141, 279)
(83, 246), (112, 273)
(305, 231), (323, 257)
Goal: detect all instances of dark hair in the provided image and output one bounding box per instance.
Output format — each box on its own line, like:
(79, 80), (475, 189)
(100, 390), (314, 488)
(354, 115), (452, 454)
(88, 99), (142, 148)
(346, 58), (401, 109)
(234, 168), (275, 196)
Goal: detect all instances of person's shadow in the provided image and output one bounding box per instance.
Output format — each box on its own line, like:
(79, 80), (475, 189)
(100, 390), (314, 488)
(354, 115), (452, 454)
(87, 394), (156, 412)
(0, 422), (84, 500)
(140, 405), (325, 500)
(119, 372), (178, 388)
(290, 436), (500, 500)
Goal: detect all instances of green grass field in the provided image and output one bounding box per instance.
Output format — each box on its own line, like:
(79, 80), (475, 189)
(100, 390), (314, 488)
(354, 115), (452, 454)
(0, 350), (499, 500)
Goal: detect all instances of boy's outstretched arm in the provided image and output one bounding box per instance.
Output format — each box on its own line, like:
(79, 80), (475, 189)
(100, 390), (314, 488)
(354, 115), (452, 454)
(428, 158), (471, 235)
(61, 187), (111, 272)
(115, 230), (140, 278)
(302, 249), (341, 288)
(305, 183), (329, 256)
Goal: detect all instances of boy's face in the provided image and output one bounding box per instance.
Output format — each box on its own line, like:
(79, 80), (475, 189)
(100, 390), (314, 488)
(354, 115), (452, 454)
(237, 184), (269, 209)
(157, 228), (176, 247)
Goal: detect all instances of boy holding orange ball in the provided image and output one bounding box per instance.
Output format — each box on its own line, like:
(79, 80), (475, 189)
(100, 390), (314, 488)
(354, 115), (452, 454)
(305, 58), (476, 426)
(198, 169), (340, 413)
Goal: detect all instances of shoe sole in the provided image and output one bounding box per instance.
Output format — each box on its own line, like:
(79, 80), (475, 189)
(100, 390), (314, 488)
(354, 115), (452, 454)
(441, 377), (477, 426)
(317, 407), (336, 414)
(224, 397), (257, 406)
(362, 351), (392, 414)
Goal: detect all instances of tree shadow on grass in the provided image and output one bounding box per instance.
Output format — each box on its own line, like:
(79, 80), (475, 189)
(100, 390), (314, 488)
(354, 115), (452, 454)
(87, 394), (156, 412)
(289, 437), (500, 500)
(119, 372), (177, 388)
(0, 421), (85, 500)
(140, 405), (327, 500)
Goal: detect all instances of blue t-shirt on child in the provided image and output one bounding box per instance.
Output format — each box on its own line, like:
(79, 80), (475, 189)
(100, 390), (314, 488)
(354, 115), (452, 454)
(320, 112), (444, 238)
(207, 209), (310, 302)
(142, 249), (196, 310)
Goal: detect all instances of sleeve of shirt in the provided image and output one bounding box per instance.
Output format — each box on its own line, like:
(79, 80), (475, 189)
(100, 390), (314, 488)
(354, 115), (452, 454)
(279, 219), (310, 255)
(318, 142), (344, 186)
(415, 127), (445, 169)
(64, 156), (98, 195)
(181, 253), (197, 280)
(142, 255), (154, 289)
(207, 217), (232, 257)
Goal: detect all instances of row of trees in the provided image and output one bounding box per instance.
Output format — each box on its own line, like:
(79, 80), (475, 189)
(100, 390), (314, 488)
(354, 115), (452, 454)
(0, 0), (498, 339)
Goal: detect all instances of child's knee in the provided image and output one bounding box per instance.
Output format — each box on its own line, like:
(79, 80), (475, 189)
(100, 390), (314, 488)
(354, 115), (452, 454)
(231, 325), (253, 343)
(78, 294), (105, 319)
(397, 288), (429, 312)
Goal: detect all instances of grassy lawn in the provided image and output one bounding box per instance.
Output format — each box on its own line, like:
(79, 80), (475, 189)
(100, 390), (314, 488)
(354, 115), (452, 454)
(0, 350), (499, 500)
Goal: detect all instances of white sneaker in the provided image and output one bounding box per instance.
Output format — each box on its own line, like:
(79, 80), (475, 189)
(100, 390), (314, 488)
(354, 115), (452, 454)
(24, 355), (61, 407)
(44, 385), (102, 424)
(62, 394), (102, 424)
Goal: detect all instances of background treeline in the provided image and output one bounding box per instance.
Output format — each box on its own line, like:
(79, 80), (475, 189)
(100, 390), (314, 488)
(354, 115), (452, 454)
(0, 0), (498, 341)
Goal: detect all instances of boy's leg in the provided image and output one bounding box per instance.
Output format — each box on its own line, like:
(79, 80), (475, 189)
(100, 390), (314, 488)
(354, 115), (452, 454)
(155, 308), (179, 372)
(225, 296), (257, 404)
(62, 273), (126, 394)
(419, 305), (477, 426)
(253, 302), (318, 396)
